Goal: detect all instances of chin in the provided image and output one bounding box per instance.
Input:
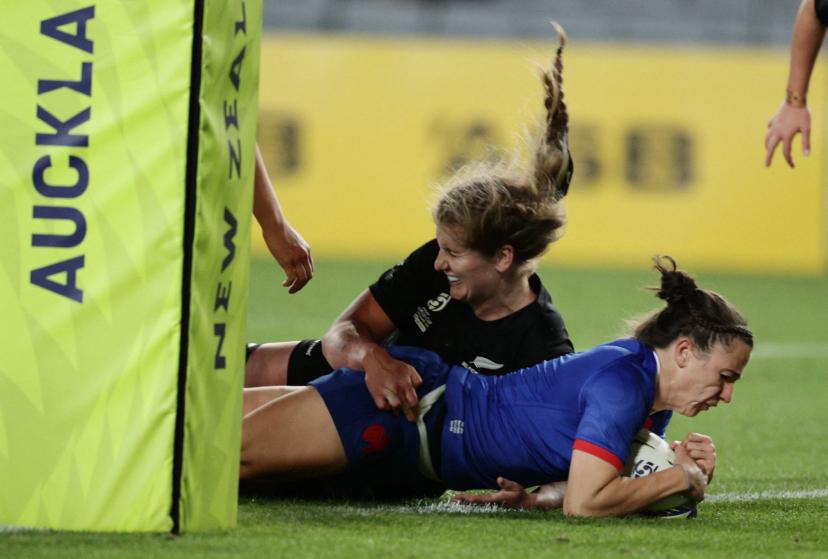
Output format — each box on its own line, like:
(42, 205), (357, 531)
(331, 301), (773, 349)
(449, 285), (467, 301)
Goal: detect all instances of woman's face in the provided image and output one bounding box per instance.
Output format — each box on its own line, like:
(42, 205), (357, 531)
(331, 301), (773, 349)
(433, 225), (503, 306)
(673, 338), (752, 417)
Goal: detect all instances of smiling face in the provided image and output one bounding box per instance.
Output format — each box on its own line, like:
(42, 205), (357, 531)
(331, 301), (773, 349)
(433, 224), (505, 307)
(670, 337), (752, 417)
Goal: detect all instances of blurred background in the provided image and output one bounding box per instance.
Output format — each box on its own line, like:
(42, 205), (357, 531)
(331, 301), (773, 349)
(249, 0), (827, 349)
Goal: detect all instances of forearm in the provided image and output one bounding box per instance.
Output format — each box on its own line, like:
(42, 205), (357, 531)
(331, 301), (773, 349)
(564, 465), (689, 517)
(252, 145), (287, 232)
(787, 0), (827, 102)
(321, 320), (386, 372)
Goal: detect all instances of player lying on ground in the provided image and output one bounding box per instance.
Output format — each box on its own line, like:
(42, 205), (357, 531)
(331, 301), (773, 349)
(245, 24), (575, 420)
(240, 257), (752, 517)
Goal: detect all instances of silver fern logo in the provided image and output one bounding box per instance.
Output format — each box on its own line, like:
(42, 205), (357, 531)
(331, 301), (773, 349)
(463, 356), (504, 371)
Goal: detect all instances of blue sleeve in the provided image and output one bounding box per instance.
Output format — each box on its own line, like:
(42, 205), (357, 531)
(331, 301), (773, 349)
(648, 410), (673, 438)
(573, 365), (652, 470)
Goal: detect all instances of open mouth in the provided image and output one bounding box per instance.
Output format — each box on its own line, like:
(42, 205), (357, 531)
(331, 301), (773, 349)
(446, 274), (460, 284)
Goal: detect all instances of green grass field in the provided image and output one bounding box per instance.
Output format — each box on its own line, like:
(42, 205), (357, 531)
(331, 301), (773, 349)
(5, 257), (828, 558)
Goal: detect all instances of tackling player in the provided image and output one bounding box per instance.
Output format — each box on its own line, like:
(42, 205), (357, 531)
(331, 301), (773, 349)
(246, 24), (575, 421)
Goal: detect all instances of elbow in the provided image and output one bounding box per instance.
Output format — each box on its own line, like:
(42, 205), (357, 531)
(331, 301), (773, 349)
(562, 499), (597, 518)
(562, 497), (615, 518)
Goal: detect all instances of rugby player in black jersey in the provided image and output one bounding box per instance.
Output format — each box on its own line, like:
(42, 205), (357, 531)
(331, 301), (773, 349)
(247, 24), (574, 423)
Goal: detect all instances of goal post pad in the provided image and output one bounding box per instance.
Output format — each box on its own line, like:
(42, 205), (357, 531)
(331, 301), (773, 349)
(0, 0), (261, 532)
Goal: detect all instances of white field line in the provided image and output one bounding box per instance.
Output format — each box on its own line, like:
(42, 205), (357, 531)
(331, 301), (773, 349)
(0, 525), (48, 533)
(707, 488), (828, 503)
(345, 489), (828, 516)
(751, 342), (828, 360)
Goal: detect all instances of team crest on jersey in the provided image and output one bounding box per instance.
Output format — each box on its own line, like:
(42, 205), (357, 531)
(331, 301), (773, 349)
(426, 293), (450, 312)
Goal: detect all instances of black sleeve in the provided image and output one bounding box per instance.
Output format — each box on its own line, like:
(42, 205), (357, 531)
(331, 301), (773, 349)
(816, 0), (828, 27)
(368, 239), (439, 327)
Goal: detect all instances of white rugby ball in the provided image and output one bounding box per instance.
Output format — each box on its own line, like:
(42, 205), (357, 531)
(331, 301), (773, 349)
(622, 429), (698, 518)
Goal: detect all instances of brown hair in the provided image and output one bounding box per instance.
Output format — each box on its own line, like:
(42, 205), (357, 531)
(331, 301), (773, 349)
(633, 256), (754, 351)
(432, 22), (572, 263)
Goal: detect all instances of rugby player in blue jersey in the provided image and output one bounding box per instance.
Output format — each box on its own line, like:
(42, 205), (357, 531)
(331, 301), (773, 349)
(240, 256), (752, 516)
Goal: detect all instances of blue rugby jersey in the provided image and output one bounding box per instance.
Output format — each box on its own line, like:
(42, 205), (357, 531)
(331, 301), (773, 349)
(439, 338), (671, 489)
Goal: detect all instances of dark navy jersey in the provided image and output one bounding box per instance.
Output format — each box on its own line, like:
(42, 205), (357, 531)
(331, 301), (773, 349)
(369, 239), (574, 374)
(439, 338), (672, 489)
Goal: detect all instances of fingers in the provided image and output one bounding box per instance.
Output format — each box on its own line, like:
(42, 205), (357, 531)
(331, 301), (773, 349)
(803, 127), (812, 157)
(681, 432), (712, 445)
(782, 135), (795, 168)
(365, 362), (422, 421)
(764, 103), (811, 168)
(284, 262), (312, 294)
(451, 493), (490, 505)
(451, 479), (527, 509)
(764, 136), (778, 168)
(280, 253), (314, 294)
(674, 433), (716, 481)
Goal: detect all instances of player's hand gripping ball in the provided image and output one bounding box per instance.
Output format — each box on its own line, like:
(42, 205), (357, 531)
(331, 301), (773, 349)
(623, 429), (699, 518)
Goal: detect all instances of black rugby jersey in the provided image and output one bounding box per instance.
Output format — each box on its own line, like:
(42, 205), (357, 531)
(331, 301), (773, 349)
(817, 0), (828, 26)
(369, 239), (574, 374)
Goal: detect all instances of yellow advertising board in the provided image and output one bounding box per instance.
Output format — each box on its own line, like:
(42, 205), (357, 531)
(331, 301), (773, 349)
(256, 34), (825, 274)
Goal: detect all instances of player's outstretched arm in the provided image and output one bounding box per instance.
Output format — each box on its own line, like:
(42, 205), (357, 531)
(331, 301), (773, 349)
(562, 445), (706, 517)
(766, 0), (826, 168)
(252, 144), (314, 293)
(452, 478), (567, 510)
(322, 290), (423, 421)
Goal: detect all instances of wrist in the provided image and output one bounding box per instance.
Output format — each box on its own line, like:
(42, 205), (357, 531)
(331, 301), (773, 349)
(785, 89), (807, 108)
(674, 463), (691, 493)
(362, 343), (388, 370)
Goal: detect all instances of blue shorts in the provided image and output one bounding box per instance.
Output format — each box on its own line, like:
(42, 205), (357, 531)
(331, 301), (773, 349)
(310, 347), (451, 479)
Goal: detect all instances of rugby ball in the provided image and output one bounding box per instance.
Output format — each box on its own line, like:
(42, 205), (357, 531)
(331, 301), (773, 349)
(622, 429), (698, 518)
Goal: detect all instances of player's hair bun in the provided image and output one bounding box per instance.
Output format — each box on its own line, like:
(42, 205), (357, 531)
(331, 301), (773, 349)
(632, 255), (753, 351)
(652, 255), (699, 306)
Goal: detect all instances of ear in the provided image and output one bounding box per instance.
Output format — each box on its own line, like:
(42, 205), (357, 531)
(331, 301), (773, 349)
(493, 245), (515, 272)
(674, 337), (693, 368)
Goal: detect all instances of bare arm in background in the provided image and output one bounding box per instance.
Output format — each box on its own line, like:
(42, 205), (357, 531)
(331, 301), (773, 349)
(766, 0), (827, 168)
(253, 145), (314, 293)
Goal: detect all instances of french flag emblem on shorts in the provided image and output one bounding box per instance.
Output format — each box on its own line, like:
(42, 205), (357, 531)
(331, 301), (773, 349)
(361, 424), (390, 455)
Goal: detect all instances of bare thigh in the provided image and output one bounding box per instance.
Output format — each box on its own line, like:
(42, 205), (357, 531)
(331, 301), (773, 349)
(240, 386), (347, 481)
(245, 341), (298, 387)
(243, 386), (303, 417)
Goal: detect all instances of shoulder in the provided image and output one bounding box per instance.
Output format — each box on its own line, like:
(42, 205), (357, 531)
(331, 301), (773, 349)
(509, 274), (573, 360)
(406, 239), (439, 266)
(577, 340), (656, 390)
(370, 240), (440, 292)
